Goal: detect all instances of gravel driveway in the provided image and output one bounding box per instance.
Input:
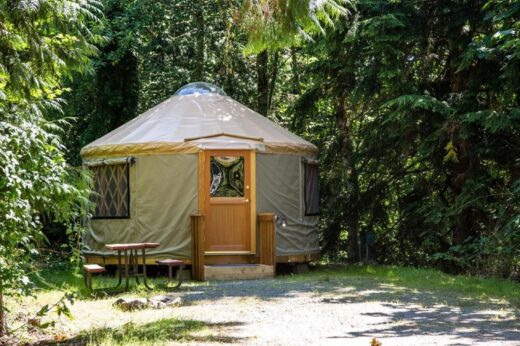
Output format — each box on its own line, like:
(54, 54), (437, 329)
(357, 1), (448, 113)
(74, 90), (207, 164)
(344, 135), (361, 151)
(167, 275), (520, 346)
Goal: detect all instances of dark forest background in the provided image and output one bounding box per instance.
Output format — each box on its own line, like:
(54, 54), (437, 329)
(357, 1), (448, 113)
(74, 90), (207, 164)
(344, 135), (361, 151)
(59, 0), (520, 279)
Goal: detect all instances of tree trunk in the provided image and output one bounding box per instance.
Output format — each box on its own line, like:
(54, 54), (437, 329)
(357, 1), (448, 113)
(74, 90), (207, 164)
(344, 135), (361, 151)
(335, 92), (361, 262)
(267, 51), (279, 114)
(194, 5), (205, 81)
(221, 1), (234, 95)
(257, 50), (269, 116)
(446, 17), (476, 249)
(291, 47), (300, 94)
(0, 292), (6, 337)
(346, 164), (361, 262)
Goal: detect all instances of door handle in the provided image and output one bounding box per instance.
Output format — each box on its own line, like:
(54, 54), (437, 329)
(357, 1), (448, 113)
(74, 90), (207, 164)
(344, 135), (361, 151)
(245, 199), (249, 203)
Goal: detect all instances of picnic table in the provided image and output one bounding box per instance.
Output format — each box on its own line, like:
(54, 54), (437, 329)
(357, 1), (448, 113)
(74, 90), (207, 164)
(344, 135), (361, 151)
(105, 242), (160, 290)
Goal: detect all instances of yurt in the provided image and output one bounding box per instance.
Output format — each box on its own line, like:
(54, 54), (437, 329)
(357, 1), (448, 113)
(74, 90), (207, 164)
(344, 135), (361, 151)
(81, 82), (320, 279)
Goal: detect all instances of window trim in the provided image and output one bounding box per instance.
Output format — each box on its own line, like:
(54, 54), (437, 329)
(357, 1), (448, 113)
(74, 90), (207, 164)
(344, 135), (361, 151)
(90, 162), (132, 220)
(303, 159), (320, 216)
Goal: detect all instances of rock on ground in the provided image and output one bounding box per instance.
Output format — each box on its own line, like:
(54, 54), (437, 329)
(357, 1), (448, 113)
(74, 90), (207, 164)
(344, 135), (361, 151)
(114, 295), (182, 311)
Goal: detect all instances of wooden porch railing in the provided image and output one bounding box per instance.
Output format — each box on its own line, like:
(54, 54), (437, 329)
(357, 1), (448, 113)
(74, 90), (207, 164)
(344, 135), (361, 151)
(191, 213), (205, 281)
(258, 213), (276, 271)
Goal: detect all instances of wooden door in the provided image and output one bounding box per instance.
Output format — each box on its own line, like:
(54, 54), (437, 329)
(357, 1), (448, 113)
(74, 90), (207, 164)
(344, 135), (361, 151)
(201, 150), (255, 253)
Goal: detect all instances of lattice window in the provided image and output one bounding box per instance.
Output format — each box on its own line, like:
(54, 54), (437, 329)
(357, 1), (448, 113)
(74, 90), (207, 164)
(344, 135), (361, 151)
(304, 162), (320, 216)
(91, 164), (130, 218)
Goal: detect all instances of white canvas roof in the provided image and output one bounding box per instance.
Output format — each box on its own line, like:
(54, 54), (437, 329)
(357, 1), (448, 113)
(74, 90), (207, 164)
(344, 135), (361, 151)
(81, 88), (317, 158)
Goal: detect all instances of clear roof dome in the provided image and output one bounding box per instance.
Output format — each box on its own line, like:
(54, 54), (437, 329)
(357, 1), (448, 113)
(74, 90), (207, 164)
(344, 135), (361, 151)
(174, 82), (227, 96)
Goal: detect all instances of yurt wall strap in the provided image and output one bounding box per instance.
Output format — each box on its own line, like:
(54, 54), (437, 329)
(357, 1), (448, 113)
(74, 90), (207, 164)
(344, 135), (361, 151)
(83, 156), (136, 168)
(301, 158), (319, 165)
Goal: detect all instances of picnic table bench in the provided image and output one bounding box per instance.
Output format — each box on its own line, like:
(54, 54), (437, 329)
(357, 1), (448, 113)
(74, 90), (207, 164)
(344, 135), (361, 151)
(156, 259), (185, 289)
(83, 264), (106, 290)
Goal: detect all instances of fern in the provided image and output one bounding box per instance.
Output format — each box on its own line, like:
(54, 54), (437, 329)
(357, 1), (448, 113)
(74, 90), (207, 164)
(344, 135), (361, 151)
(240, 0), (351, 54)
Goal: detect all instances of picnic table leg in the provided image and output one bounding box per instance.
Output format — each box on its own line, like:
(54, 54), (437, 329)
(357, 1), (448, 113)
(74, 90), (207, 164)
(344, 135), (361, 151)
(84, 271), (92, 291)
(132, 249), (140, 285)
(175, 265), (184, 289)
(142, 248), (152, 290)
(124, 249), (130, 291)
(116, 250), (122, 287)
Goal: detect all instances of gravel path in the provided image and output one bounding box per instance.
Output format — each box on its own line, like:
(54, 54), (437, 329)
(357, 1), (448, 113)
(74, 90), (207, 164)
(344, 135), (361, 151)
(167, 276), (520, 346)
(22, 273), (520, 345)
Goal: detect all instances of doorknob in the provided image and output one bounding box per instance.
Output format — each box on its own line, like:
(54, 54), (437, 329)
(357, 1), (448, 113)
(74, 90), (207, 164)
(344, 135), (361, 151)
(245, 199), (249, 203)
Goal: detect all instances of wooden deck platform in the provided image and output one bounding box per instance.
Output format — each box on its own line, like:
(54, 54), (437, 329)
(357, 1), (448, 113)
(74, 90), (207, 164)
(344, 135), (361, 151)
(204, 264), (274, 280)
(83, 252), (319, 266)
(83, 251), (318, 281)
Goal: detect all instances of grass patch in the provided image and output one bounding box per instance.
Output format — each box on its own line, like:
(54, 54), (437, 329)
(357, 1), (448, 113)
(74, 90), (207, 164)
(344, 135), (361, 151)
(295, 264), (520, 306)
(33, 263), (205, 300)
(57, 318), (228, 345)
(34, 262), (520, 301)
(34, 267), (150, 299)
(33, 262), (520, 306)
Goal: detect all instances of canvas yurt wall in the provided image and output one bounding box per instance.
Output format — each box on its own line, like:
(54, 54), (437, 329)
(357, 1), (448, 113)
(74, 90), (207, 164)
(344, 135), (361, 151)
(83, 154), (198, 258)
(256, 154), (320, 257)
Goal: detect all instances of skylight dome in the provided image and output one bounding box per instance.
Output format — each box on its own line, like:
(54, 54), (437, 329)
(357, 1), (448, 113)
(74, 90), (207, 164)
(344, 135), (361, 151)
(174, 82), (226, 96)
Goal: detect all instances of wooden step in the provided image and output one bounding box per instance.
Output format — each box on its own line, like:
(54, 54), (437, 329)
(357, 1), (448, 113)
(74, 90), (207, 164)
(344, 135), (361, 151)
(204, 264), (274, 280)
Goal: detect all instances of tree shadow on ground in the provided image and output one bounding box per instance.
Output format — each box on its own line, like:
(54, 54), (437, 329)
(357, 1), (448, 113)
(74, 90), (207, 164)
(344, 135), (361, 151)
(178, 273), (520, 344)
(323, 293), (520, 343)
(39, 318), (247, 345)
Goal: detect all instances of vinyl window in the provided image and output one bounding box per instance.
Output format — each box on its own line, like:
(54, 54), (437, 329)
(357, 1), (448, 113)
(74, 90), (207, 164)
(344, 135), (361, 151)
(304, 162), (320, 216)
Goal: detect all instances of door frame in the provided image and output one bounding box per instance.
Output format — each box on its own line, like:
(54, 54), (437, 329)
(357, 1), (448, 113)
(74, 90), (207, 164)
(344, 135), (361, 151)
(198, 149), (256, 255)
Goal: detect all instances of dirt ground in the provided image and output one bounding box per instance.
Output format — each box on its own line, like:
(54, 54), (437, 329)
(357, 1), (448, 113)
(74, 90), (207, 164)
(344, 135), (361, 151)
(20, 273), (520, 345)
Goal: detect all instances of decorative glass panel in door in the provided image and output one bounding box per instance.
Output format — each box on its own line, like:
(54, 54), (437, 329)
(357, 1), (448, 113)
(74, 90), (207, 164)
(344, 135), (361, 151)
(210, 156), (244, 197)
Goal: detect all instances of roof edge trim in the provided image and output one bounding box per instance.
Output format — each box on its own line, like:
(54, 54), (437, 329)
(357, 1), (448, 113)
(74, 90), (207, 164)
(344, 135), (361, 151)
(80, 141), (318, 158)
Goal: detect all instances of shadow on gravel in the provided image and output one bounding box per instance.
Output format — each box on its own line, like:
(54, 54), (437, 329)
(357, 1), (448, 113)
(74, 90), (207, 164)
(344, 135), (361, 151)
(180, 272), (520, 344)
(325, 298), (520, 343)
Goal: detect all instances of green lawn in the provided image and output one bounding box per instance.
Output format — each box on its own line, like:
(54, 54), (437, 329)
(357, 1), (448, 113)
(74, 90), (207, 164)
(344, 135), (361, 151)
(35, 263), (520, 305)
(296, 264), (520, 307)
(33, 261), (215, 303)
(61, 318), (220, 345)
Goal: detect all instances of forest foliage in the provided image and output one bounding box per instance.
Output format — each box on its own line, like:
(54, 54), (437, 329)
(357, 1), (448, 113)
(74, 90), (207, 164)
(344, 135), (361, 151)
(62, 0), (519, 278)
(0, 0), (102, 334)
(1, 2), (519, 323)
